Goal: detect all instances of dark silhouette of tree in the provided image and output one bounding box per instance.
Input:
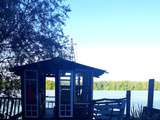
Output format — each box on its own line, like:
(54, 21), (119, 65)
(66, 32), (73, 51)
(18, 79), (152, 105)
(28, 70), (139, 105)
(0, 0), (71, 96)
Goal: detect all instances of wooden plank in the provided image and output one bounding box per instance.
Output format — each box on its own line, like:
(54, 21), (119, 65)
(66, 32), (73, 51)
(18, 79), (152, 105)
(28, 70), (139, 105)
(2, 98), (6, 114)
(9, 112), (22, 120)
(5, 98), (10, 119)
(17, 99), (21, 113)
(55, 71), (59, 118)
(93, 98), (126, 102)
(13, 99), (17, 115)
(9, 99), (14, 117)
(0, 97), (2, 113)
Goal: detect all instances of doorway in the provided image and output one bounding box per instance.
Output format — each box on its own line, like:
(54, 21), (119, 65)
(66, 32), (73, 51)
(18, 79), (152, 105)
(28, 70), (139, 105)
(58, 71), (74, 118)
(45, 75), (55, 117)
(24, 70), (39, 118)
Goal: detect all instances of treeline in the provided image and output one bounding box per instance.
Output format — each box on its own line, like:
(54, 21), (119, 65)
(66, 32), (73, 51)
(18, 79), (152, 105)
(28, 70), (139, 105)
(46, 80), (160, 90)
(46, 80), (55, 90)
(94, 81), (160, 90)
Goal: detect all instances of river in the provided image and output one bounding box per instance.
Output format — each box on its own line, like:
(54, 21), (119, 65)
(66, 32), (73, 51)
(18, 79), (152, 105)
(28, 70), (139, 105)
(46, 90), (160, 110)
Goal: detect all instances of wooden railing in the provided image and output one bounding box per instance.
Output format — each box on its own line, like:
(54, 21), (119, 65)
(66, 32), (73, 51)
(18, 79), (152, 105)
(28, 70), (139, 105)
(0, 97), (22, 120)
(93, 90), (131, 120)
(93, 98), (126, 120)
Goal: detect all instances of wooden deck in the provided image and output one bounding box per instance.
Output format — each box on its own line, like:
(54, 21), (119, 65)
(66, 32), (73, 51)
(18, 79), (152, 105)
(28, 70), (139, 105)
(0, 96), (129, 120)
(39, 108), (55, 120)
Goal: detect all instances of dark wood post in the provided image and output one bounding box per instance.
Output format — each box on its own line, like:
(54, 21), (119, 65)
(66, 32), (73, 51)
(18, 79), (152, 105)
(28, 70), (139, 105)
(55, 70), (59, 118)
(126, 90), (131, 119)
(20, 75), (25, 120)
(147, 79), (155, 109)
(89, 73), (94, 119)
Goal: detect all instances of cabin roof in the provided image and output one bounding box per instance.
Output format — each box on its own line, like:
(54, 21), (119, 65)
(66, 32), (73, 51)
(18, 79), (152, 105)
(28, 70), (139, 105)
(10, 57), (107, 77)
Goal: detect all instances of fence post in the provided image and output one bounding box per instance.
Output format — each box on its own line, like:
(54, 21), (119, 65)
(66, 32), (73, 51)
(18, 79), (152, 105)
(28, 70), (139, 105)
(147, 79), (155, 109)
(126, 90), (131, 119)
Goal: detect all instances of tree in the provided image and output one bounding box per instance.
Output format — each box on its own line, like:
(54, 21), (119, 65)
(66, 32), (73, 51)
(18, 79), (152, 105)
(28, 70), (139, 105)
(0, 0), (72, 96)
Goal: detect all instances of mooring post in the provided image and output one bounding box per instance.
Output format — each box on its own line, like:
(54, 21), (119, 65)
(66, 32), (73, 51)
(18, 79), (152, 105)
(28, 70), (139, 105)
(147, 79), (155, 109)
(126, 90), (131, 119)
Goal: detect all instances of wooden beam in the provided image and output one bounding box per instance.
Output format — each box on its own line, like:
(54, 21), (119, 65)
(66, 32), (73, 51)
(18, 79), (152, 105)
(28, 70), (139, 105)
(126, 90), (131, 119)
(147, 79), (155, 109)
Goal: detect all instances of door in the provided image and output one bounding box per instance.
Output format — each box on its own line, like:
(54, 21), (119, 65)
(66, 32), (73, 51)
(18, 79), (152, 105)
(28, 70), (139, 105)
(59, 71), (74, 117)
(24, 70), (39, 118)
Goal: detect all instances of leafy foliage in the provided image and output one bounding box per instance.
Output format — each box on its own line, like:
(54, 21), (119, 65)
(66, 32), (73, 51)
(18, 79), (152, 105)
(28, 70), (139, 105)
(46, 80), (55, 90)
(0, 0), (71, 96)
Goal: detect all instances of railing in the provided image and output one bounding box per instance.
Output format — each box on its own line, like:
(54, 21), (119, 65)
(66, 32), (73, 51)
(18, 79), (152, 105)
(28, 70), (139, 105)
(0, 97), (22, 119)
(93, 98), (126, 120)
(92, 90), (131, 120)
(45, 96), (55, 108)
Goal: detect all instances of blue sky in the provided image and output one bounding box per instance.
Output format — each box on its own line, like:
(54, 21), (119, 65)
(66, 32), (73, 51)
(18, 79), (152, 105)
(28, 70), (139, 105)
(64, 0), (160, 81)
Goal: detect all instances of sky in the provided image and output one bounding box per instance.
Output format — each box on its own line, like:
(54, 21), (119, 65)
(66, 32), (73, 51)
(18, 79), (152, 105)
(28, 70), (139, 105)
(64, 0), (160, 81)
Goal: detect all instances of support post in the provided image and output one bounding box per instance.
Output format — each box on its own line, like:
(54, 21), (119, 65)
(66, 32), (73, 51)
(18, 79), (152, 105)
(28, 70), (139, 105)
(126, 90), (131, 119)
(147, 79), (155, 109)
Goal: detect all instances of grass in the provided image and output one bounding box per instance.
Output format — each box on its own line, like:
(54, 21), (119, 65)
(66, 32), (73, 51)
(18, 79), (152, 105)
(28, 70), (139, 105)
(130, 105), (143, 120)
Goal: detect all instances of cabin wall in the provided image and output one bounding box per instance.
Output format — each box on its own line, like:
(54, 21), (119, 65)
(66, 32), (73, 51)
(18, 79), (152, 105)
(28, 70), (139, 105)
(83, 73), (93, 102)
(83, 73), (93, 119)
(74, 72), (92, 103)
(54, 71), (59, 118)
(87, 73), (94, 118)
(73, 72), (93, 119)
(38, 73), (45, 117)
(22, 70), (40, 120)
(21, 75), (25, 120)
(56, 70), (75, 118)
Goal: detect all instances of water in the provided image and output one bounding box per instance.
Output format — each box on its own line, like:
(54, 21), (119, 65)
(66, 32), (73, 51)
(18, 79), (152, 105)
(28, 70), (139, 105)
(93, 90), (160, 109)
(46, 90), (160, 109)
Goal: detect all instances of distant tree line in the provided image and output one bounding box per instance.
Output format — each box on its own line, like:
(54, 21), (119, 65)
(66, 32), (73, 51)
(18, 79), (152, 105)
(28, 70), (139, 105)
(45, 80), (160, 90)
(93, 81), (160, 90)
(46, 80), (55, 90)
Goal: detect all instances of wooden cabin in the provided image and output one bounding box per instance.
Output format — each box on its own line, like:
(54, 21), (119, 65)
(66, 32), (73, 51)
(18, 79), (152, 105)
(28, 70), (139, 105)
(10, 57), (106, 120)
